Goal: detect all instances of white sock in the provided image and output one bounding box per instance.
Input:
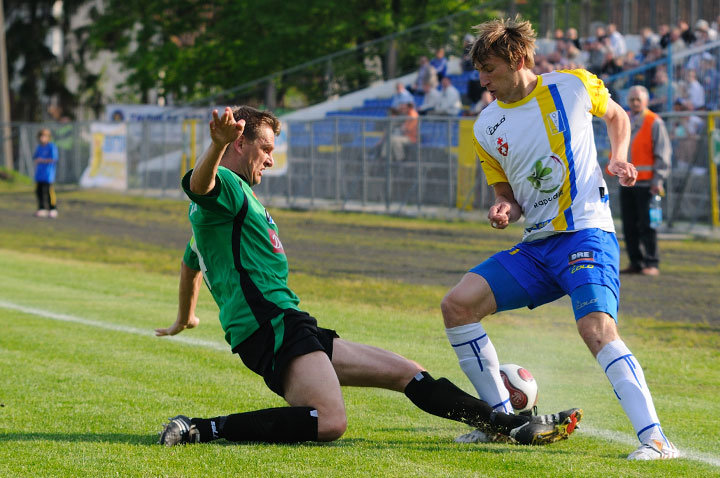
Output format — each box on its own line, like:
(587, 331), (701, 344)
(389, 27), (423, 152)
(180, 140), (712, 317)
(596, 339), (669, 444)
(446, 322), (511, 413)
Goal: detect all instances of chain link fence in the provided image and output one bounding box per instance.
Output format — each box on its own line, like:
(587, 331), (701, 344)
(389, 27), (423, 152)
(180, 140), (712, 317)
(3, 111), (719, 228)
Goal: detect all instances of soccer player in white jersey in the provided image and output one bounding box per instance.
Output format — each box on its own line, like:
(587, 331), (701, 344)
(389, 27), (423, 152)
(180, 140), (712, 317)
(441, 17), (678, 460)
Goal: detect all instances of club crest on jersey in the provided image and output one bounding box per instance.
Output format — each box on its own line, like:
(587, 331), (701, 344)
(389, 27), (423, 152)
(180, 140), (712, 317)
(265, 209), (275, 225)
(268, 228), (284, 253)
(546, 110), (566, 135)
(496, 135), (509, 156)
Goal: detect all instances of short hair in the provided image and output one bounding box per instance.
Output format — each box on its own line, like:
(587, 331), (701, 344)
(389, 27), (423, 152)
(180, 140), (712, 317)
(37, 128), (51, 140)
(230, 106), (281, 142)
(469, 16), (536, 70)
(627, 85), (649, 101)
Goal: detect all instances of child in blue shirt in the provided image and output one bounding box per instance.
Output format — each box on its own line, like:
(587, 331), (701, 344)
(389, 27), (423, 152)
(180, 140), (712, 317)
(33, 128), (59, 218)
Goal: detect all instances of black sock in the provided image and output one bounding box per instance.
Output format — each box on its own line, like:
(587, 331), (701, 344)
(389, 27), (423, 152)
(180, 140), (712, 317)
(192, 406), (318, 444)
(488, 411), (528, 435)
(404, 371), (498, 428)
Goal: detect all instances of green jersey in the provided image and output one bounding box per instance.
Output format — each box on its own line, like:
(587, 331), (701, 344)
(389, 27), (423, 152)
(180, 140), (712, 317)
(181, 167), (300, 349)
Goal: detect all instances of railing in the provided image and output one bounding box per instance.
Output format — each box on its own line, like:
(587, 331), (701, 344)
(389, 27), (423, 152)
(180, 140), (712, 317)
(3, 111), (719, 229)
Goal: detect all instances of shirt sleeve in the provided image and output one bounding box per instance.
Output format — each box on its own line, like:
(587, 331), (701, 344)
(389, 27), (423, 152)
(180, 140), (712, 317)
(181, 168), (246, 216)
(651, 117), (672, 183)
(474, 137), (508, 185)
(182, 237), (201, 271)
(557, 69), (609, 117)
(50, 143), (59, 161)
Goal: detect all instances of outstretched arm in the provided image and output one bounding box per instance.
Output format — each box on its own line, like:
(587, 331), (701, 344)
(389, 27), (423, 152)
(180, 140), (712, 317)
(189, 107), (246, 195)
(488, 182), (522, 229)
(155, 261), (203, 336)
(603, 99), (637, 186)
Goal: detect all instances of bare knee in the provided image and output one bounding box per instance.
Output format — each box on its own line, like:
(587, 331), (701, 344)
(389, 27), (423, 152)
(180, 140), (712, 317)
(317, 409), (347, 441)
(441, 292), (486, 328)
(576, 312), (620, 357)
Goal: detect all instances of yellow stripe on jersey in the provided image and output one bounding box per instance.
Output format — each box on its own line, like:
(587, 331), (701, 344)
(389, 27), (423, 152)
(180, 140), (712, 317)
(535, 85), (572, 231)
(474, 136), (508, 185)
(556, 69), (609, 117)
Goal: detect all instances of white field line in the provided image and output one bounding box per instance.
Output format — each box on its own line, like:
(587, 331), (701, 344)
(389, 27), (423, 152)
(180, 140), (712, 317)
(0, 299), (227, 352)
(2, 298), (719, 467)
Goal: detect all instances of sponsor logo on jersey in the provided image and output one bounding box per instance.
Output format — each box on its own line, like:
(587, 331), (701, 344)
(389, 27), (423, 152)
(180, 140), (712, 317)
(268, 228), (284, 253)
(527, 155), (565, 194)
(486, 115), (506, 135)
(524, 218), (553, 233)
(496, 135), (509, 156)
(265, 209), (275, 225)
(546, 110), (566, 135)
(568, 251), (595, 264)
(571, 263), (595, 274)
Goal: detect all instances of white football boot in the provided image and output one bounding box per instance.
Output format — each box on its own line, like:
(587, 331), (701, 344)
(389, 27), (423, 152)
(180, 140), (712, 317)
(627, 438), (679, 460)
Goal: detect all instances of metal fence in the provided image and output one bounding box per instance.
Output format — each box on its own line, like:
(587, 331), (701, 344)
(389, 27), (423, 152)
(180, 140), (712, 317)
(3, 111), (719, 228)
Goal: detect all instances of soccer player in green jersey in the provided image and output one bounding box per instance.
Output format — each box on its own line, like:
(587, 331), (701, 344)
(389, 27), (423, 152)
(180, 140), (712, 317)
(155, 106), (581, 446)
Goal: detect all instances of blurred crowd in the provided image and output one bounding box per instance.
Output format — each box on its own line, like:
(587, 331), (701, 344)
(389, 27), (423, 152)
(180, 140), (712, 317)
(397, 16), (720, 122)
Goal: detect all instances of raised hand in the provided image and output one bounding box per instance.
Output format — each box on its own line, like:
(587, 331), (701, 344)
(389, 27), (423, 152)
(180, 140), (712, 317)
(209, 107), (246, 147)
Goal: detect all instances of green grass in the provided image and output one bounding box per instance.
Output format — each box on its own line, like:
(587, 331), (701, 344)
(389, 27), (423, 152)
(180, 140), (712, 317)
(0, 193), (719, 477)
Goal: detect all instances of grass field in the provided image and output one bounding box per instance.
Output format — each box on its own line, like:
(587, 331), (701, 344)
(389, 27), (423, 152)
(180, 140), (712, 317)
(1, 189), (719, 477)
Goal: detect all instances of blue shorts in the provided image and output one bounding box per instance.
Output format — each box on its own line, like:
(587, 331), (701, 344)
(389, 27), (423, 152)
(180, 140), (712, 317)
(469, 229), (620, 321)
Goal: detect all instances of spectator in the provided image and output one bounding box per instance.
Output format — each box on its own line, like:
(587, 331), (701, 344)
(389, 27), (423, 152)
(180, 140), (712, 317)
(390, 82), (414, 113)
(466, 90), (494, 116)
(639, 27), (660, 60)
(694, 19), (717, 42)
(409, 56), (437, 95)
(417, 81), (443, 116)
(666, 27), (687, 53)
(619, 86), (672, 276)
(698, 53), (720, 110)
(383, 100), (418, 161)
(32, 128), (59, 218)
(678, 20), (697, 46)
(658, 24), (671, 49)
(466, 69), (485, 105)
(566, 27), (581, 50)
(712, 14), (720, 33)
(461, 34), (476, 72)
(648, 67), (675, 113)
(434, 77), (462, 116)
(430, 48), (448, 82)
(585, 36), (608, 74)
(607, 23), (627, 57)
(679, 69), (705, 110)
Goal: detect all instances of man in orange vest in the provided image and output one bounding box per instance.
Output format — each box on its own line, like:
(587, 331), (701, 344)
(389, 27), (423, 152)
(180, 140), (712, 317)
(619, 85), (672, 276)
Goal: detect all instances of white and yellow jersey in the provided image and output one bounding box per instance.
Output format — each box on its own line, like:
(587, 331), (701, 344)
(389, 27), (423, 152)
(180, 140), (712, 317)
(474, 69), (614, 242)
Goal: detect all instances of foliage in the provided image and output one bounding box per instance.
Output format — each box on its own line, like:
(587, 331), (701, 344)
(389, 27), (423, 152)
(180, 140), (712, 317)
(3, 0), (88, 121)
(86, 0), (492, 106)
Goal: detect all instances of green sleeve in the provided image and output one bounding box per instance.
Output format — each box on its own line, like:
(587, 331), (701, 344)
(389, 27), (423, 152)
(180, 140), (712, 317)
(182, 238), (200, 271)
(181, 168), (246, 216)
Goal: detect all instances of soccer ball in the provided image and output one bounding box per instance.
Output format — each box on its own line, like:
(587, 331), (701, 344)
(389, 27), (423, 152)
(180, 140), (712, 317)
(499, 363), (538, 413)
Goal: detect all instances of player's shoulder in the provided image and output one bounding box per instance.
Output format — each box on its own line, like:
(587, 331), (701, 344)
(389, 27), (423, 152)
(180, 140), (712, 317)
(474, 102), (504, 138)
(547, 68), (604, 90)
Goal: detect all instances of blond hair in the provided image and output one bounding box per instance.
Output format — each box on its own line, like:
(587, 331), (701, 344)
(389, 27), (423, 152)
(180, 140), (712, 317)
(470, 16), (536, 70)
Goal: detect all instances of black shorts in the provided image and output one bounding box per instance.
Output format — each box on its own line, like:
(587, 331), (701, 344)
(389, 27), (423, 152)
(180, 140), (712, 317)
(232, 309), (339, 397)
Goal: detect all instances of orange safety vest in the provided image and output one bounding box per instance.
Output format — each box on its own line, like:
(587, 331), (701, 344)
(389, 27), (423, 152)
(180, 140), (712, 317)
(629, 110), (658, 181)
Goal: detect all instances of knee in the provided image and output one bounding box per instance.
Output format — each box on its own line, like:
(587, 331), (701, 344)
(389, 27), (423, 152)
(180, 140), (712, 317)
(317, 411), (347, 442)
(576, 313), (619, 356)
(441, 293), (478, 328)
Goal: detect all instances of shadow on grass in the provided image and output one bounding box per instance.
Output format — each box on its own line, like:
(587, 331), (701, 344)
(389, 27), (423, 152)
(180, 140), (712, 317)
(0, 431), (580, 457)
(0, 432), (155, 445)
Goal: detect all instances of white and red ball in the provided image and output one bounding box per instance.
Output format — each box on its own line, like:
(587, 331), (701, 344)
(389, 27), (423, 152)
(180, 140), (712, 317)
(499, 363), (538, 413)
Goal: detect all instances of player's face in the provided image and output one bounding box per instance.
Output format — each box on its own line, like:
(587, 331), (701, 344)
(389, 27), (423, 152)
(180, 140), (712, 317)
(239, 124), (275, 186)
(477, 55), (522, 103)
